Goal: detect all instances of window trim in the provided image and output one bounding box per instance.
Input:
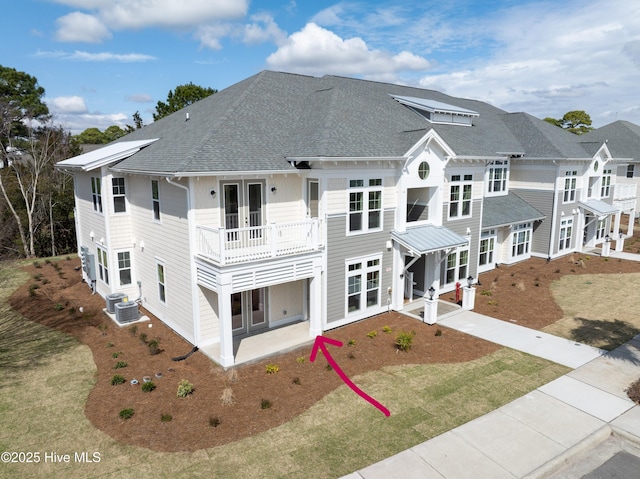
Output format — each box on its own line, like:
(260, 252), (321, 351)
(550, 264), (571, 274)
(558, 218), (573, 251)
(562, 171), (577, 204)
(347, 178), (383, 235)
(626, 164), (635, 179)
(96, 245), (109, 285)
(156, 260), (166, 304)
(479, 229), (496, 269)
(345, 255), (382, 316)
(112, 177), (127, 214)
(486, 160), (509, 196)
(117, 250), (132, 287)
(511, 222), (532, 259)
(151, 180), (161, 222)
(600, 168), (612, 198)
(441, 246), (470, 287)
(91, 177), (103, 213)
(448, 174), (473, 220)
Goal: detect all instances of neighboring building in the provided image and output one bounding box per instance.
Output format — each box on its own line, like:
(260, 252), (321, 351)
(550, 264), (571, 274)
(56, 71), (637, 367)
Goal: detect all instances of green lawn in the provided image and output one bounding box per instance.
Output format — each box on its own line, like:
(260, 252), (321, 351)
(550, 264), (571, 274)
(0, 261), (568, 479)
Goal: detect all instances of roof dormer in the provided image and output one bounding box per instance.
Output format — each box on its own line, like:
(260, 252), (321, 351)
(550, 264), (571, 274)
(391, 95), (479, 126)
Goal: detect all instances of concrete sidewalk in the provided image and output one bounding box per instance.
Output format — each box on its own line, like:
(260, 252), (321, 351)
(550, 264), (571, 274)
(342, 311), (640, 479)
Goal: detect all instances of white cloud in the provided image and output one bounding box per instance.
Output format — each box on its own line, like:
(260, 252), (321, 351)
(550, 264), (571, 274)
(55, 12), (111, 43)
(243, 13), (287, 46)
(416, 0), (640, 127)
(266, 23), (430, 78)
(35, 50), (155, 62)
(52, 0), (248, 43)
(47, 96), (88, 114)
(55, 112), (130, 135)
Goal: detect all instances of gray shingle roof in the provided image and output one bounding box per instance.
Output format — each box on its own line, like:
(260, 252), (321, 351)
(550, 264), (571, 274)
(482, 192), (545, 228)
(582, 120), (640, 160)
(102, 70), (604, 175)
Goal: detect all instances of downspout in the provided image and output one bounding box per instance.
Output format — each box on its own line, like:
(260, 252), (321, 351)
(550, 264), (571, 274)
(548, 161), (559, 259)
(165, 177), (200, 346)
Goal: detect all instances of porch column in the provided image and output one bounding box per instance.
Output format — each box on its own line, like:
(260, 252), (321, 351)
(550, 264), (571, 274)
(308, 263), (323, 337)
(217, 274), (235, 367)
(462, 285), (476, 311)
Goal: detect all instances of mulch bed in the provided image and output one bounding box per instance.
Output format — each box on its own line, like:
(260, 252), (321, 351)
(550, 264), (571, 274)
(8, 250), (640, 451)
(9, 258), (498, 452)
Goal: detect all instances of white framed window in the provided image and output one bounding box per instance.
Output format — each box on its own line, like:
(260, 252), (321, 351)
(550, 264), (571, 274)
(346, 256), (381, 314)
(558, 218), (573, 251)
(441, 247), (470, 286)
(487, 160), (508, 194)
(596, 219), (607, 240)
(112, 177), (126, 213)
(511, 222), (532, 258)
(600, 168), (612, 198)
(479, 230), (496, 268)
(151, 180), (161, 221)
(449, 174), (472, 219)
(91, 177), (102, 213)
(563, 171), (577, 203)
(307, 179), (319, 218)
(156, 261), (166, 304)
(348, 178), (382, 233)
(117, 251), (132, 286)
(97, 246), (109, 285)
(627, 164), (635, 179)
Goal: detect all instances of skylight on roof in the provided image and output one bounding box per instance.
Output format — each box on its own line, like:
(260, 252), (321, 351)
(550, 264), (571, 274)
(391, 95), (478, 126)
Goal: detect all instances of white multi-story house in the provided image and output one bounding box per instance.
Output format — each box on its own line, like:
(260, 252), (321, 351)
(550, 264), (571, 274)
(57, 71), (636, 367)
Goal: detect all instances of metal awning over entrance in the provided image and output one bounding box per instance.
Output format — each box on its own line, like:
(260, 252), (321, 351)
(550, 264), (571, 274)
(391, 225), (468, 255)
(579, 199), (619, 217)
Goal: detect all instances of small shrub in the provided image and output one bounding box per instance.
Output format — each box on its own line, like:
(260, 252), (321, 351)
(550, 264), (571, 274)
(488, 300), (499, 306)
(111, 374), (126, 385)
(45, 259), (51, 265)
(382, 325), (392, 334)
(292, 377), (301, 385)
(129, 325), (138, 336)
(347, 352), (356, 360)
(119, 408), (134, 420)
(114, 361), (128, 369)
(555, 269), (561, 273)
(141, 381), (156, 393)
(177, 379), (193, 397)
(66, 255), (72, 261)
(265, 364), (279, 374)
(106, 342), (114, 348)
(111, 352), (121, 358)
(33, 261), (42, 268)
(54, 303), (64, 311)
(295, 356), (305, 364)
(139, 332), (148, 344)
(69, 306), (76, 315)
(367, 330), (378, 339)
(347, 339), (356, 346)
(148, 339), (160, 355)
(161, 414), (172, 423)
(41, 278), (49, 285)
(33, 273), (43, 281)
(435, 329), (443, 337)
(209, 416), (221, 427)
(221, 388), (234, 405)
(395, 330), (415, 352)
(28, 283), (39, 296)
(480, 290), (492, 296)
(260, 399), (272, 410)
(325, 364), (333, 371)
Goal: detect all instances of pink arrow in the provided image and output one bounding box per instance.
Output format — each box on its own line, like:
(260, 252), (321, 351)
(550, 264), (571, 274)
(310, 335), (390, 417)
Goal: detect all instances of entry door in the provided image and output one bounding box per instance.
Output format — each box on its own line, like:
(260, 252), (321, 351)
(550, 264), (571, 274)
(231, 288), (268, 337)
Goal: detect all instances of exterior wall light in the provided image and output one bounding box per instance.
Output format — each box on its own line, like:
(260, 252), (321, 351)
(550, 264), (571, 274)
(428, 286), (435, 301)
(467, 275), (474, 287)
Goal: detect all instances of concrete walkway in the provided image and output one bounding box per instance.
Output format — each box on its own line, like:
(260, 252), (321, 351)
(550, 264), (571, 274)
(342, 310), (640, 479)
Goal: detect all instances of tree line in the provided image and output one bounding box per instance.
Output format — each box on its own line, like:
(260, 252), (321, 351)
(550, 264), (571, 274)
(0, 64), (215, 259)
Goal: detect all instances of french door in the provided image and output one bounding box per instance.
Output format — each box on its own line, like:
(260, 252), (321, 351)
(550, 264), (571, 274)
(231, 288), (268, 337)
(223, 181), (264, 241)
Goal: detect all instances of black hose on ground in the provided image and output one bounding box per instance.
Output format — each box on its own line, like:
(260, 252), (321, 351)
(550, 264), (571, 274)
(171, 346), (199, 361)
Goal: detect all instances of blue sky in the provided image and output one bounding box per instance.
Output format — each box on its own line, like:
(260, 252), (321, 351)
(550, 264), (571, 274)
(4, 0), (640, 134)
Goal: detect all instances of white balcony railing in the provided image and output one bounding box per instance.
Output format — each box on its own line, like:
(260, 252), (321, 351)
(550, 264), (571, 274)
(614, 183), (637, 201)
(196, 219), (321, 265)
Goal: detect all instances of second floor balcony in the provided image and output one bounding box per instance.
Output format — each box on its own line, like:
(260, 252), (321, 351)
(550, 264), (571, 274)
(614, 183), (637, 201)
(196, 219), (321, 265)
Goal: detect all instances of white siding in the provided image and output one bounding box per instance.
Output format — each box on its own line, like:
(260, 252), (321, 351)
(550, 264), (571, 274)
(269, 281), (304, 323)
(198, 286), (220, 345)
